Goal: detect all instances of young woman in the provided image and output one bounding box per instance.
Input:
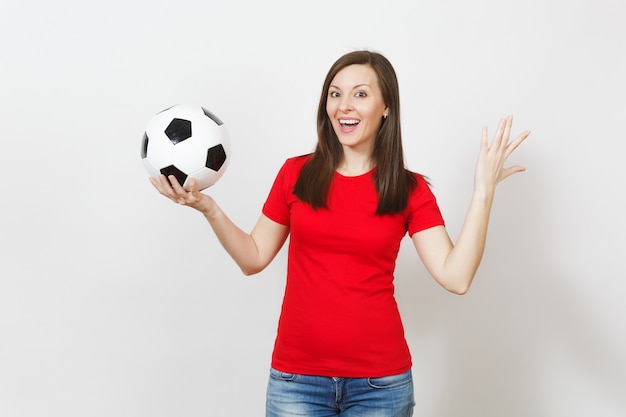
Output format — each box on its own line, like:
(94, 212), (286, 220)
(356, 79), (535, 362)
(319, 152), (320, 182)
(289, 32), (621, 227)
(150, 50), (530, 417)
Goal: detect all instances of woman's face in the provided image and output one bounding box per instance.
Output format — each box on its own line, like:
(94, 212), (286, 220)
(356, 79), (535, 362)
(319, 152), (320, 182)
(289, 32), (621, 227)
(326, 64), (388, 155)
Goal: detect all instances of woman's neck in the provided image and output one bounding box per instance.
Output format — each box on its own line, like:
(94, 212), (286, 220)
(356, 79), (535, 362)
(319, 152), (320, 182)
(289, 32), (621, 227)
(337, 151), (374, 176)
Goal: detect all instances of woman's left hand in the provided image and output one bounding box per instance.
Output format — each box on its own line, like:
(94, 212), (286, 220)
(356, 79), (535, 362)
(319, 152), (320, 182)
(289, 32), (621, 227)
(474, 115), (530, 195)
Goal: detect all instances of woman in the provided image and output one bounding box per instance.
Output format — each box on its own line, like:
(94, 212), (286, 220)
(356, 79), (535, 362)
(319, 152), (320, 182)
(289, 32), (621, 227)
(150, 50), (530, 416)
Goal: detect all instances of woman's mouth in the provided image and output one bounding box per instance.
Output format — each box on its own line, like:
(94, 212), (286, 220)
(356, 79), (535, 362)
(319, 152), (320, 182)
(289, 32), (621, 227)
(339, 118), (360, 131)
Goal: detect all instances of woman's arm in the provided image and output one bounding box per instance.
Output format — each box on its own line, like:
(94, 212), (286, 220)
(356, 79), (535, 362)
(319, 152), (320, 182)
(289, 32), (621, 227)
(150, 175), (289, 276)
(412, 115), (530, 294)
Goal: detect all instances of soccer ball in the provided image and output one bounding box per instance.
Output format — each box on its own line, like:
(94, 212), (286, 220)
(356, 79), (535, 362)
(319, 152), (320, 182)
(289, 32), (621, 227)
(141, 104), (231, 191)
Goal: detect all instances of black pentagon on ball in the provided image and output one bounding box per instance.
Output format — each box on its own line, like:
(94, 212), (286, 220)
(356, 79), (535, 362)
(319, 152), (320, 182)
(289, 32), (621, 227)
(206, 144), (227, 171)
(160, 165), (187, 187)
(141, 133), (149, 159)
(165, 118), (192, 144)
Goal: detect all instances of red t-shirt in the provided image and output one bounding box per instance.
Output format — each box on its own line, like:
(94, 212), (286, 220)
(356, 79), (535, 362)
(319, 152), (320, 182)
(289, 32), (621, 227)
(262, 155), (445, 377)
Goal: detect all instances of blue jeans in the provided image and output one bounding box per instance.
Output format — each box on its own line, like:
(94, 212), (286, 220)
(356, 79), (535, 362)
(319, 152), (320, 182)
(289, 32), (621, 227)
(266, 368), (415, 417)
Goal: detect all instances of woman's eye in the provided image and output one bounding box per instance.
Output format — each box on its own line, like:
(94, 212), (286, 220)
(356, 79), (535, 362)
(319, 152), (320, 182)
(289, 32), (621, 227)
(329, 91), (340, 98)
(355, 91), (367, 97)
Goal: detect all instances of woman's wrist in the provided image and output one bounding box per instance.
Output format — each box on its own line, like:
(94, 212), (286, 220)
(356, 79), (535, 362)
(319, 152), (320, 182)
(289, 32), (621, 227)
(199, 196), (221, 219)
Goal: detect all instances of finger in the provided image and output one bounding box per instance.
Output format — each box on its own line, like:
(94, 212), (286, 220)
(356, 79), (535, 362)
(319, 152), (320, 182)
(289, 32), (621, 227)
(499, 165), (526, 182)
(154, 174), (175, 195)
(168, 175), (186, 193)
(502, 115), (513, 144)
(184, 178), (204, 205)
(157, 174), (182, 202)
(158, 174), (172, 188)
(481, 125), (489, 150)
(504, 130), (531, 159)
(149, 176), (161, 190)
(187, 177), (199, 193)
(171, 177), (202, 206)
(491, 117), (507, 150)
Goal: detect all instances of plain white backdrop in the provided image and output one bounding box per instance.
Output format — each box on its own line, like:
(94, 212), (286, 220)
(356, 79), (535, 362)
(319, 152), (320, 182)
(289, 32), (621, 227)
(1, 0), (625, 416)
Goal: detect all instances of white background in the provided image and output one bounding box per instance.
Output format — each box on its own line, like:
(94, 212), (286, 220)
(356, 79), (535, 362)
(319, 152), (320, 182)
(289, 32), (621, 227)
(1, 0), (625, 416)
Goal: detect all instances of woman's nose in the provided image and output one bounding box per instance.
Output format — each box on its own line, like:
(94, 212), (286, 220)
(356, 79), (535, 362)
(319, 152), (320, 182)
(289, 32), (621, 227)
(339, 96), (353, 112)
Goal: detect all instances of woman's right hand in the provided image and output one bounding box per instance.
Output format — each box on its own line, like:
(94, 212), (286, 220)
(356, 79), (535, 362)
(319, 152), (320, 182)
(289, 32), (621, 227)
(149, 175), (216, 215)
(150, 173), (288, 276)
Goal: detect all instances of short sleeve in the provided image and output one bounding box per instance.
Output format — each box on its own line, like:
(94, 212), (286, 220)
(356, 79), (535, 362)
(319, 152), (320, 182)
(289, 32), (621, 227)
(262, 158), (302, 226)
(406, 175), (445, 236)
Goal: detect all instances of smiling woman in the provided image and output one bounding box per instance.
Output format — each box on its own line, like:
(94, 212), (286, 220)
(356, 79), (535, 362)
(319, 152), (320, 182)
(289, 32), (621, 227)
(149, 50), (529, 416)
(294, 51), (417, 215)
(326, 64), (389, 164)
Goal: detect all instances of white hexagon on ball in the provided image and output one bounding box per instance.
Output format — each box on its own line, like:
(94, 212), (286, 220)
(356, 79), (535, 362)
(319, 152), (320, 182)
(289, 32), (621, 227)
(141, 103), (231, 191)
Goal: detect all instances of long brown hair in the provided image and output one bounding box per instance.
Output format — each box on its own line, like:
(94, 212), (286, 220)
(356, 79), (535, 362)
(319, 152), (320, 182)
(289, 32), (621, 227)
(293, 50), (417, 215)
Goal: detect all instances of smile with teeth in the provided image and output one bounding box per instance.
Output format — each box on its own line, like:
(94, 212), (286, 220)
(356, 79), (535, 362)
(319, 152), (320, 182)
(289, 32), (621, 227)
(339, 119), (360, 127)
